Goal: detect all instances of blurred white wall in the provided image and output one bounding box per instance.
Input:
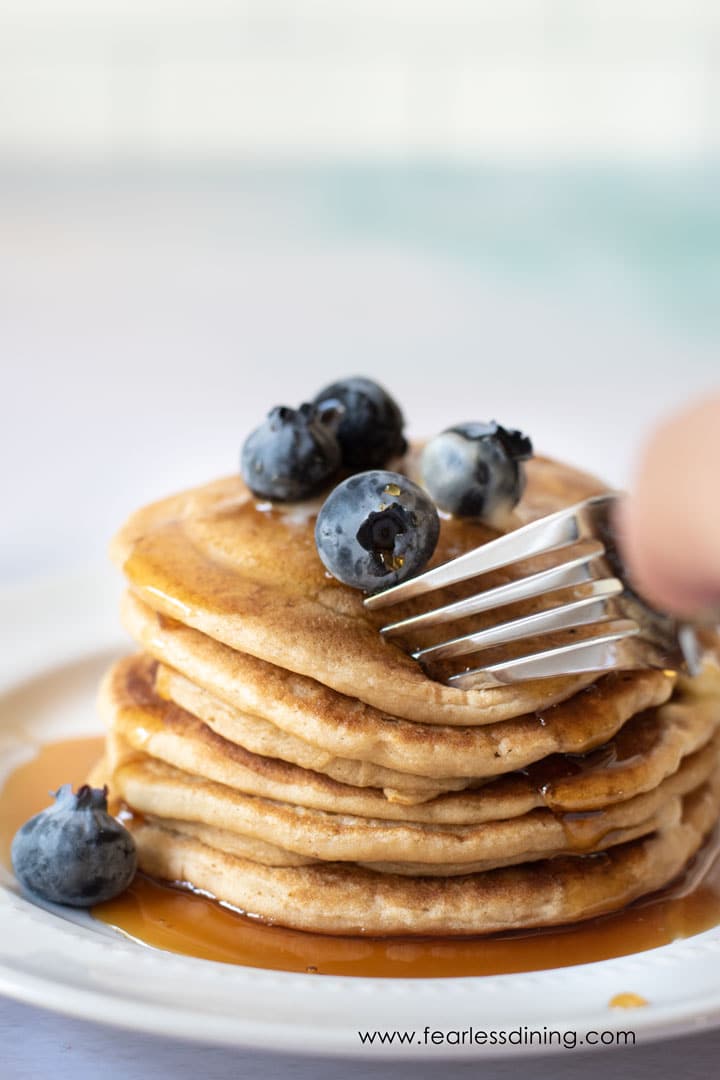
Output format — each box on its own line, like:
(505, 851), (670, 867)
(0, 0), (718, 162)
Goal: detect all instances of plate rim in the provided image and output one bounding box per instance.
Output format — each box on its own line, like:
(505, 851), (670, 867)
(1, 569), (720, 1058)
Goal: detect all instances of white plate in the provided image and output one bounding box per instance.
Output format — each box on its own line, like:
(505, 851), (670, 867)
(2, 570), (720, 1059)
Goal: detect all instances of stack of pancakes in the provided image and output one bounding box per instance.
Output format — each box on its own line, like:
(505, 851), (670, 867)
(94, 455), (720, 935)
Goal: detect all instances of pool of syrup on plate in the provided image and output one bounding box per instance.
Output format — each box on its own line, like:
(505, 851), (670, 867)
(2, 734), (720, 979)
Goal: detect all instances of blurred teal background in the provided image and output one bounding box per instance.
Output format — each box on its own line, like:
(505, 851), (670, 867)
(248, 165), (720, 335)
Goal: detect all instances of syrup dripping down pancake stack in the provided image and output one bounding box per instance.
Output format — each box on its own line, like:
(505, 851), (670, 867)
(94, 452), (720, 935)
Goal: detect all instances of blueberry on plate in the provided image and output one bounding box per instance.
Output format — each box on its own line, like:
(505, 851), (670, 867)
(241, 402), (342, 502)
(11, 783), (137, 907)
(313, 377), (407, 469)
(420, 421), (533, 521)
(315, 470), (440, 592)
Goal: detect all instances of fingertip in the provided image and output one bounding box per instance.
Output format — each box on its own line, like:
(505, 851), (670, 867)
(615, 394), (720, 617)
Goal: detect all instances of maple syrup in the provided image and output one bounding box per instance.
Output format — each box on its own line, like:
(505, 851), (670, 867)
(3, 735), (720, 978)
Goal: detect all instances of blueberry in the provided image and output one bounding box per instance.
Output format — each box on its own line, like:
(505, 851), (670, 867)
(241, 402), (342, 502)
(11, 784), (136, 908)
(420, 421), (533, 521)
(315, 470), (439, 591)
(313, 377), (407, 469)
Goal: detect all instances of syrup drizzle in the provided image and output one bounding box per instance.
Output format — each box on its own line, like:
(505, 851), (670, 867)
(2, 736), (720, 978)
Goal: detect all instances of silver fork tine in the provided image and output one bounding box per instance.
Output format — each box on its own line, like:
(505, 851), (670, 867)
(364, 492), (617, 611)
(379, 551), (613, 636)
(359, 487), (702, 683)
(413, 580), (625, 662)
(447, 622), (644, 689)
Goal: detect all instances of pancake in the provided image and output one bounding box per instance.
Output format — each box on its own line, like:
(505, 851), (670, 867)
(111, 455), (611, 726)
(123, 592), (675, 779)
(144, 815), (319, 868)
(101, 655), (475, 811)
(122, 778), (720, 935)
(105, 653), (472, 805)
(137, 808), (676, 878)
(103, 654), (720, 824)
(102, 725), (720, 870)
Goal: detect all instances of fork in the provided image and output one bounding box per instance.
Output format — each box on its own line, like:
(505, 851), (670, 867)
(363, 493), (710, 690)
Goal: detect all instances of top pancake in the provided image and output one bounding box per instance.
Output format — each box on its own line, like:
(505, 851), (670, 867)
(111, 453), (614, 725)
